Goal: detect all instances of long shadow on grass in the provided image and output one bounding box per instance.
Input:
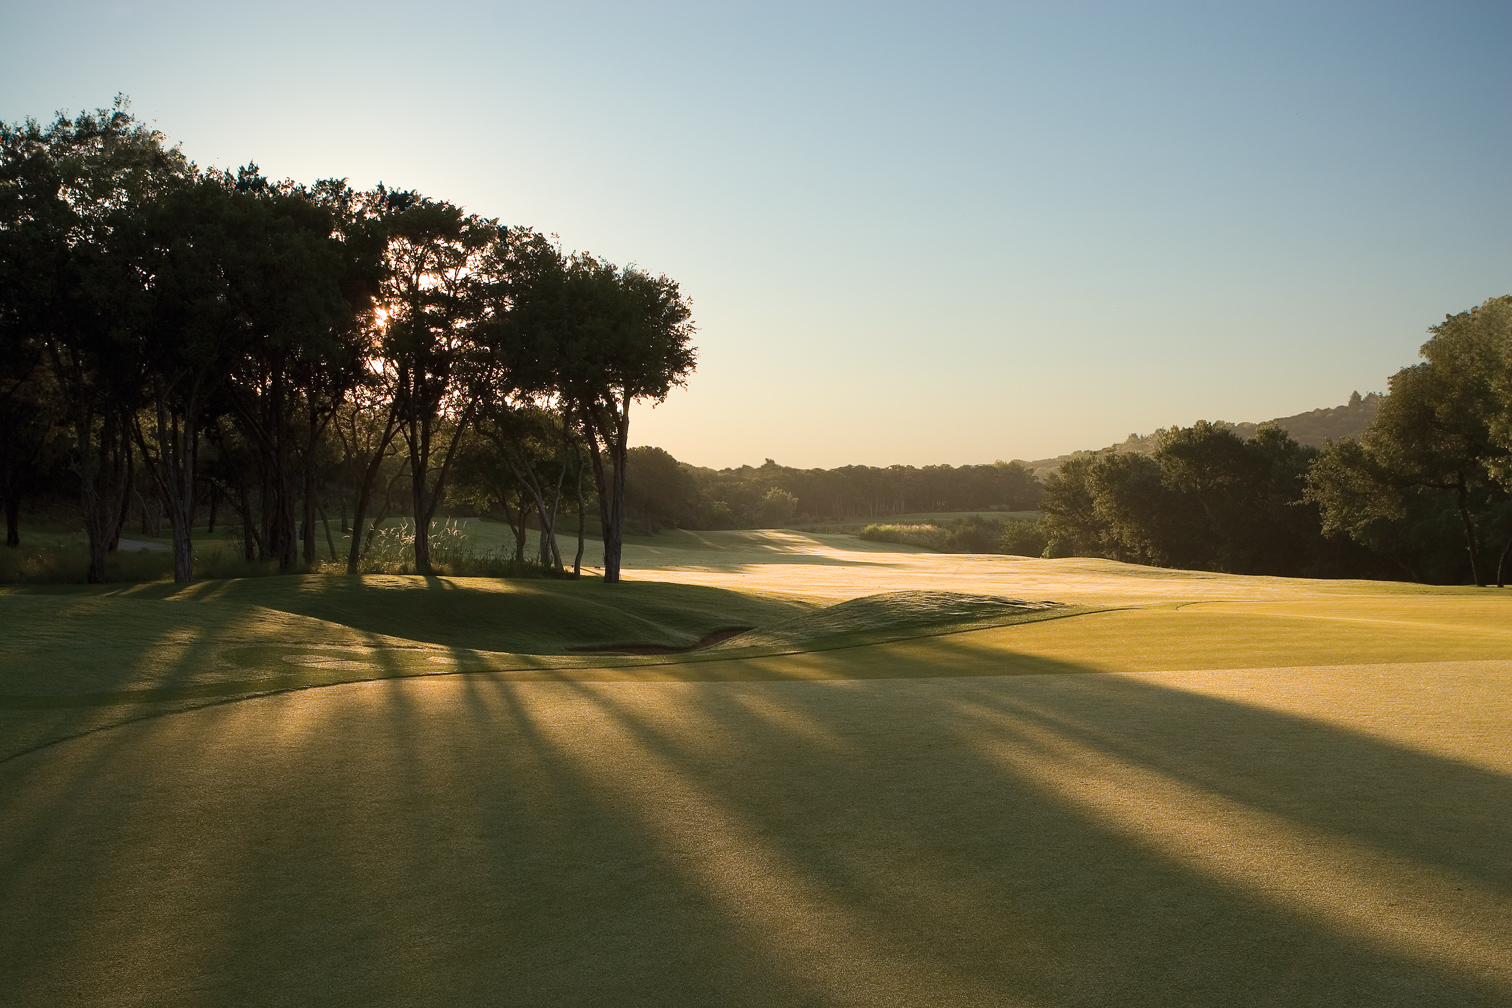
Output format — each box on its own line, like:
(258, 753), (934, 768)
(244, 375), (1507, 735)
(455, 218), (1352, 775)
(1, 655), (1509, 1007)
(109, 574), (809, 654)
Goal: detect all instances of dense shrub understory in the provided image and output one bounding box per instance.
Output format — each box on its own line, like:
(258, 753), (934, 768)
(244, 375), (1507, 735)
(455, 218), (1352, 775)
(0, 522), (570, 585)
(859, 515), (1048, 556)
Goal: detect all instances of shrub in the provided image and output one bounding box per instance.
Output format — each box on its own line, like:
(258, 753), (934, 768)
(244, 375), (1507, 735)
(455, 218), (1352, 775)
(758, 488), (798, 528)
(0, 539), (176, 584)
(335, 521), (568, 578)
(999, 518), (1050, 557)
(942, 515), (1004, 553)
(858, 523), (949, 550)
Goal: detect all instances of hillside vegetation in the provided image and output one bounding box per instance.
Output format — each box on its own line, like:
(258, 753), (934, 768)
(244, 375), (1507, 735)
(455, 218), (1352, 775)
(1017, 391), (1381, 476)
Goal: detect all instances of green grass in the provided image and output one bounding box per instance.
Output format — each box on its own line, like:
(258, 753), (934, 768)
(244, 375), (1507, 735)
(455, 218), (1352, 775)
(876, 509), (1042, 523)
(3, 530), (1511, 1006)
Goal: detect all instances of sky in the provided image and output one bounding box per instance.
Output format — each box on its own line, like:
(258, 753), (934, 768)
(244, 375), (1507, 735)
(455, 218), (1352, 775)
(4, 1), (1509, 468)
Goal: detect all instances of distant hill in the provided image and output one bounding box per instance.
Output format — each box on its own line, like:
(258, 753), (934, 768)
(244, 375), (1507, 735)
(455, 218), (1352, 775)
(1017, 392), (1381, 478)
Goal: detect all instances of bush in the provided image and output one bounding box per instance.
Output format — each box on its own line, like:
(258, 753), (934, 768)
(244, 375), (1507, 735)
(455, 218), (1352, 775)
(758, 488), (798, 528)
(334, 521), (568, 578)
(858, 523), (949, 550)
(0, 520), (572, 585)
(0, 538), (174, 584)
(999, 518), (1050, 557)
(942, 515), (1004, 553)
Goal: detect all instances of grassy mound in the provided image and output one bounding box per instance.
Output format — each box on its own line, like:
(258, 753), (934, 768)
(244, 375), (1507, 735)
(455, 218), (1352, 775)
(704, 590), (1070, 654)
(0, 575), (810, 760)
(25, 574), (809, 655)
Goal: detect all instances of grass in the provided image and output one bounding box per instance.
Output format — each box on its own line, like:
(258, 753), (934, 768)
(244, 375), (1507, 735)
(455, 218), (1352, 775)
(2, 527), (1511, 1006)
(793, 510), (1041, 533)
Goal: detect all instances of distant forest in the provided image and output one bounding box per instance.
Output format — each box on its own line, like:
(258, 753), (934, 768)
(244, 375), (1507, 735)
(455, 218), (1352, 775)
(618, 389), (1381, 537)
(629, 306), (1512, 587)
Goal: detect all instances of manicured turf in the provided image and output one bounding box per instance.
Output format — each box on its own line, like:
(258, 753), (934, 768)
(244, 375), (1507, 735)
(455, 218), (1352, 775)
(2, 530), (1510, 1007)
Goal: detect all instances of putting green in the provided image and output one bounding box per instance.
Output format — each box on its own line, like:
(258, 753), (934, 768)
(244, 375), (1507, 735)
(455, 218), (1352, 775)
(2, 531), (1510, 1006)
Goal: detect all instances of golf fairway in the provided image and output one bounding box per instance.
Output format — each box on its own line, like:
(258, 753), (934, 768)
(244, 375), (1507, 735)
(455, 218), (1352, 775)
(2, 532), (1510, 1007)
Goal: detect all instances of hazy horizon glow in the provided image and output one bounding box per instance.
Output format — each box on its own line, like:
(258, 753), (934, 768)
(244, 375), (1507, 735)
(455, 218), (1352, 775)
(4, 1), (1508, 469)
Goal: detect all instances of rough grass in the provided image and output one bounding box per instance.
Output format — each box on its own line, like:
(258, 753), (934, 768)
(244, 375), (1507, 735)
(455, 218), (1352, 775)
(3, 528), (1511, 1007)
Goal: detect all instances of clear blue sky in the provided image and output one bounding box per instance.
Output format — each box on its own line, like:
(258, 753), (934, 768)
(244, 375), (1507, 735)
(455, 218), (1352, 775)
(4, 1), (1508, 468)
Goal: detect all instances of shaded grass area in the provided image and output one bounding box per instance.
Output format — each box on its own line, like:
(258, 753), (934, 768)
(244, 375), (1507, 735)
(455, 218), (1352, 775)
(0, 517), (570, 584)
(89, 574), (812, 655)
(0, 574), (801, 759)
(1, 665), (1508, 1006)
(4, 582), (1510, 763)
(0, 578), (1082, 760)
(0, 525), (333, 584)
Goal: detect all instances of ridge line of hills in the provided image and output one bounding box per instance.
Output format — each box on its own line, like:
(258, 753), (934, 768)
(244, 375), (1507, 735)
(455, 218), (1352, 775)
(1014, 392), (1381, 478)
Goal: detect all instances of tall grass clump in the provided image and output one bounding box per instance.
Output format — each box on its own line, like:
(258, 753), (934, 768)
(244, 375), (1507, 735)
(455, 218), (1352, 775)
(338, 521), (569, 578)
(0, 540), (175, 584)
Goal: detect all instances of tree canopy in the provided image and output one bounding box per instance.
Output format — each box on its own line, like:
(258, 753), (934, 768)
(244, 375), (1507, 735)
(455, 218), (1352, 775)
(1, 99), (696, 583)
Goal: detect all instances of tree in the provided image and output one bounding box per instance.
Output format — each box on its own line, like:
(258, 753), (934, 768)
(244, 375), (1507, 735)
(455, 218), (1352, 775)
(376, 190), (499, 575)
(623, 445), (700, 535)
(1040, 455), (1110, 558)
(468, 403), (582, 569)
(757, 487), (797, 528)
(1308, 296), (1512, 586)
(1, 99), (190, 581)
(107, 168), (364, 582)
(117, 172), (243, 582)
(206, 173), (380, 572)
(509, 252), (696, 582)
(1042, 423), (1323, 575)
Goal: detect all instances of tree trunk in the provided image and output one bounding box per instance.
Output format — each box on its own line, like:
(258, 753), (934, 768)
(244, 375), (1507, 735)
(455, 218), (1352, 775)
(545, 451), (567, 571)
(608, 399), (630, 582)
(82, 409), (134, 584)
(318, 501), (339, 560)
(406, 410), (471, 577)
(237, 482), (258, 562)
(509, 501), (527, 563)
(345, 409), (400, 574)
(303, 462), (319, 567)
(109, 459), (131, 552)
(573, 449), (587, 578)
(585, 426), (613, 581)
(133, 380), (203, 584)
(1453, 476), (1485, 586)
(4, 494), (18, 548)
(584, 397), (631, 584)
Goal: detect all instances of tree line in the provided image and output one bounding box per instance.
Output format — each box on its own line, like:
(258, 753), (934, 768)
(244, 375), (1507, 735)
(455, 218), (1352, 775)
(1037, 297), (1512, 586)
(617, 452), (1044, 535)
(615, 298), (1512, 588)
(0, 100), (694, 583)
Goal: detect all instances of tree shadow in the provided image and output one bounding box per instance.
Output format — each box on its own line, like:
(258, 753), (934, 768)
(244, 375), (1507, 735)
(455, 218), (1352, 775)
(1, 649), (1509, 1006)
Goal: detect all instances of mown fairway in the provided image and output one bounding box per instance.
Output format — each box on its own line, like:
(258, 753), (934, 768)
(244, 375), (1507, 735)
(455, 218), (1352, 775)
(2, 531), (1510, 1007)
